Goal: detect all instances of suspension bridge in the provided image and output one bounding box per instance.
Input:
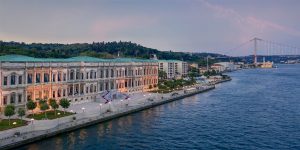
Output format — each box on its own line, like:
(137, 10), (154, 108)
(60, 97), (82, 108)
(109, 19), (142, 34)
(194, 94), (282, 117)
(230, 37), (300, 66)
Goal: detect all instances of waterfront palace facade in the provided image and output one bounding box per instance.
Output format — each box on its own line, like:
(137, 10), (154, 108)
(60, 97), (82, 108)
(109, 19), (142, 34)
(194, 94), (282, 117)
(0, 55), (158, 112)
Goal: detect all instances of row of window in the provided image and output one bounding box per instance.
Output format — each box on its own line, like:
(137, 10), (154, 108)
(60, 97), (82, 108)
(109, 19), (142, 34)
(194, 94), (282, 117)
(2, 93), (22, 105)
(3, 75), (22, 86)
(2, 78), (158, 105)
(2, 68), (158, 86)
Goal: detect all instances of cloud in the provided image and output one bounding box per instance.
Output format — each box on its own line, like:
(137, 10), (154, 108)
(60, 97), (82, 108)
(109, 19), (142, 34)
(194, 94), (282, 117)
(246, 16), (300, 36)
(198, 0), (300, 38)
(90, 16), (158, 40)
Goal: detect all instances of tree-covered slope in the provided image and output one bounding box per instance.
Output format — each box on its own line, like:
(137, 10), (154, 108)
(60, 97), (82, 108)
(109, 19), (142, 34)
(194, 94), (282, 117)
(0, 40), (226, 62)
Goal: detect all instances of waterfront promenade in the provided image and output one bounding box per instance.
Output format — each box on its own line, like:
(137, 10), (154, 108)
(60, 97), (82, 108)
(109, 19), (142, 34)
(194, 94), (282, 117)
(0, 83), (219, 150)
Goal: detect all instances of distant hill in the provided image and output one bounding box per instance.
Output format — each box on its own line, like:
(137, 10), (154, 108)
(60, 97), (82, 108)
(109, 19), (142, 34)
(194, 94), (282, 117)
(0, 41), (226, 64)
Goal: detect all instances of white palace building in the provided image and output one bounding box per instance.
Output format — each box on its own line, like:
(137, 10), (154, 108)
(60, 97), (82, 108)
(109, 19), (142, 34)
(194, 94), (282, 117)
(0, 55), (159, 112)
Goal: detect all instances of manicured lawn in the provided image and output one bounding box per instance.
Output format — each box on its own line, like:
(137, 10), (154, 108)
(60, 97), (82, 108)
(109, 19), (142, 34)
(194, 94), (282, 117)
(0, 119), (28, 131)
(27, 110), (74, 120)
(150, 89), (182, 93)
(156, 79), (196, 93)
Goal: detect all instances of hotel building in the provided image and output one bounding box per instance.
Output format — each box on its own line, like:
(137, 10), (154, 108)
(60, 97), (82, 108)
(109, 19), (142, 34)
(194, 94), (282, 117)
(0, 55), (158, 112)
(158, 60), (188, 79)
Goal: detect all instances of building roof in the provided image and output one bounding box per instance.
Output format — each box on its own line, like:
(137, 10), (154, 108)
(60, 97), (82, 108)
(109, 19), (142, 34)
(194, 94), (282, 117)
(158, 59), (183, 63)
(0, 55), (158, 63)
(211, 64), (223, 67)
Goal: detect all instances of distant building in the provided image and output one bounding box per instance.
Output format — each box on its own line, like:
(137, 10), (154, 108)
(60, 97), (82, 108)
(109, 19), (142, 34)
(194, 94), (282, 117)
(234, 62), (244, 69)
(212, 62), (236, 72)
(211, 64), (225, 73)
(189, 63), (199, 69)
(150, 54), (158, 60)
(260, 57), (273, 68)
(158, 60), (188, 79)
(198, 67), (215, 74)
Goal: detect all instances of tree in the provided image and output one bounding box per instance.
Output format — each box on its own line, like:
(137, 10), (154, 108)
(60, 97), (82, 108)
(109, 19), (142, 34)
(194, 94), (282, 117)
(17, 108), (26, 124)
(39, 99), (49, 119)
(158, 70), (167, 80)
(59, 98), (70, 114)
(49, 98), (59, 116)
(4, 105), (15, 126)
(40, 103), (49, 119)
(211, 69), (217, 76)
(26, 100), (37, 116)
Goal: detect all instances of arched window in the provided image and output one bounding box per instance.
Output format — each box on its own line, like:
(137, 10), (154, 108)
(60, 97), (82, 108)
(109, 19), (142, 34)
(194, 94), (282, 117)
(70, 70), (74, 80)
(58, 89), (61, 97)
(100, 70), (104, 78)
(105, 69), (109, 78)
(105, 82), (109, 90)
(110, 81), (114, 89)
(57, 72), (61, 81)
(11, 74), (16, 85)
(90, 84), (93, 93)
(44, 73), (49, 82)
(76, 71), (80, 80)
(18, 75), (22, 84)
(3, 76), (8, 85)
(90, 71), (93, 79)
(10, 93), (16, 104)
(36, 73), (41, 83)
(111, 69), (114, 77)
(63, 73), (67, 81)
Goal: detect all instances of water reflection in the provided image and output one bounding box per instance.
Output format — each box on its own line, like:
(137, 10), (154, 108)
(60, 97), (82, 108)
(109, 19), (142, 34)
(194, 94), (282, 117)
(78, 129), (88, 144)
(54, 137), (63, 150)
(67, 132), (76, 149)
(26, 144), (39, 150)
(97, 124), (105, 137)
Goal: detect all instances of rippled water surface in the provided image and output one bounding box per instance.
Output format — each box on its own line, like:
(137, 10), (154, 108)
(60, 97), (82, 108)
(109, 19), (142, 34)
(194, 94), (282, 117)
(18, 64), (300, 150)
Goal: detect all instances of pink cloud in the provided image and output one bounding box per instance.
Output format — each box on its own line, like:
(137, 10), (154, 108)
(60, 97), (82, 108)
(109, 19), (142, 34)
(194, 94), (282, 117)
(90, 16), (158, 39)
(199, 0), (300, 38)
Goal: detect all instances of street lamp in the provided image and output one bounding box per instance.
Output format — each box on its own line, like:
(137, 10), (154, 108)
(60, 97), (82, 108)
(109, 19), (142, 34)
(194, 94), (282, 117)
(31, 118), (35, 132)
(127, 98), (130, 106)
(31, 118), (34, 125)
(81, 107), (85, 113)
(108, 101), (112, 111)
(143, 95), (147, 105)
(57, 112), (61, 126)
(99, 104), (102, 114)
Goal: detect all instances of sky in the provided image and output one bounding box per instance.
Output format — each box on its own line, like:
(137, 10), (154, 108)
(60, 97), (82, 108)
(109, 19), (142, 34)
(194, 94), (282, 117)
(0, 0), (300, 56)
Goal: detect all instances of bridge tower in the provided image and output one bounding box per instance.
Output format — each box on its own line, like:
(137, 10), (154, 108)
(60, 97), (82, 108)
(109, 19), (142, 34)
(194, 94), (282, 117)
(251, 37), (262, 66)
